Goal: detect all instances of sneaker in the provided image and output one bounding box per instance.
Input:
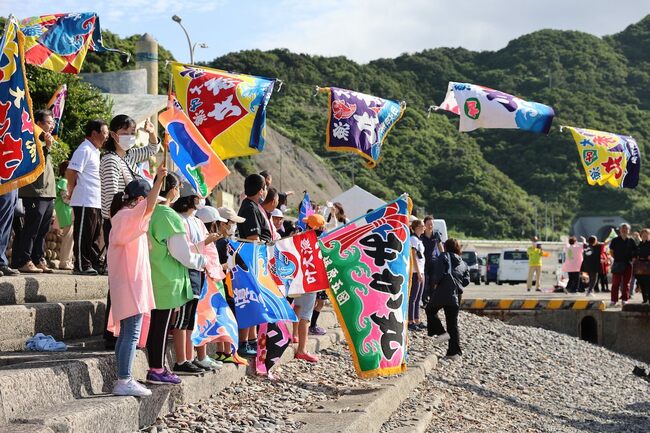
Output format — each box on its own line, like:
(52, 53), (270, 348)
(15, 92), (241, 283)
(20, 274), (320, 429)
(586, 292), (594, 297)
(112, 379), (152, 397)
(172, 361), (204, 375)
(295, 352), (319, 363)
(221, 354), (236, 364)
(73, 267), (98, 276)
(309, 326), (327, 335)
(431, 332), (450, 345)
(408, 323), (419, 332)
(193, 356), (223, 371)
(443, 354), (461, 362)
(416, 323), (428, 330)
(237, 343), (257, 357)
(248, 340), (258, 351)
(36, 262), (54, 273)
(609, 301), (617, 307)
(18, 261), (42, 273)
(146, 369), (182, 385)
(622, 300), (628, 306)
(0, 266), (19, 276)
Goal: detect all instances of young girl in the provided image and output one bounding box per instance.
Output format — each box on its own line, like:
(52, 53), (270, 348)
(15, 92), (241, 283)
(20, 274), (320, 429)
(55, 161), (73, 270)
(108, 165), (166, 397)
(145, 173), (202, 383)
(172, 184), (222, 373)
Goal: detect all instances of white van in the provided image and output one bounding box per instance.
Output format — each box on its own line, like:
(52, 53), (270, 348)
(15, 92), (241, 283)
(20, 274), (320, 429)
(434, 219), (448, 243)
(496, 249), (529, 285)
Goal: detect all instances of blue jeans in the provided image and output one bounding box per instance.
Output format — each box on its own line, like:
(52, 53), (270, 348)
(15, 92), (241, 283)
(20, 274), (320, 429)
(115, 314), (143, 379)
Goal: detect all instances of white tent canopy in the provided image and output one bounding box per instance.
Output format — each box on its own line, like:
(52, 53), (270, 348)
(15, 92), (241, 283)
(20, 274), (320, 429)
(329, 185), (387, 221)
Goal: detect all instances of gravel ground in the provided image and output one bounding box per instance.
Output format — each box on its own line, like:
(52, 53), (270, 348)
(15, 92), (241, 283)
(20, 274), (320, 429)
(382, 312), (650, 433)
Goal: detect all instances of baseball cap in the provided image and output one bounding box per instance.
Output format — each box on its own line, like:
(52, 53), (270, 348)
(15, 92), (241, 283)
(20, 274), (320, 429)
(271, 208), (283, 218)
(124, 179), (151, 201)
(217, 206), (246, 223)
(196, 206), (227, 223)
(302, 214), (326, 230)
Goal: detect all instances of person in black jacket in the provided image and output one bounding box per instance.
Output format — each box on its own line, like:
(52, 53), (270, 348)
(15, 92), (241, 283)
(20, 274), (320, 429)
(426, 238), (470, 360)
(581, 236), (603, 295)
(635, 229), (650, 304)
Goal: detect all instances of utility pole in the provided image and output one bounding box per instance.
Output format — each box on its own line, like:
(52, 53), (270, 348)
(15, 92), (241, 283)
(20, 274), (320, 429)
(544, 202), (548, 242)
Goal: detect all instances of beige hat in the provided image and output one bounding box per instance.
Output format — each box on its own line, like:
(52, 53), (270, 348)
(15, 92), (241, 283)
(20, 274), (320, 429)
(217, 206), (245, 223)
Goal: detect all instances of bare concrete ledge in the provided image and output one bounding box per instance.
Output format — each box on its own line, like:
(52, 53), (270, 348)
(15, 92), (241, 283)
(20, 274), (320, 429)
(0, 274), (108, 305)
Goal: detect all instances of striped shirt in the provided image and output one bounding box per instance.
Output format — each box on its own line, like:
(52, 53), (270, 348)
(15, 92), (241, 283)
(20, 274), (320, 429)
(99, 140), (160, 219)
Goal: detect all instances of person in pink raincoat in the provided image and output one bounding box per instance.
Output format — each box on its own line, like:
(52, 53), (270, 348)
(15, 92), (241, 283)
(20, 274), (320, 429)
(107, 165), (166, 398)
(563, 236), (585, 294)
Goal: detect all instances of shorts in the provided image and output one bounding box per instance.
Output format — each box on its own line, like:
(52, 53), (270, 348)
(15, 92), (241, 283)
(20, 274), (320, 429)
(188, 269), (204, 298)
(292, 292), (317, 321)
(173, 299), (198, 330)
(316, 290), (328, 300)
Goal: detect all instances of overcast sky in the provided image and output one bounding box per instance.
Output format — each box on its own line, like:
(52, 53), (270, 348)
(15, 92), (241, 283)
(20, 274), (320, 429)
(2, 0), (650, 63)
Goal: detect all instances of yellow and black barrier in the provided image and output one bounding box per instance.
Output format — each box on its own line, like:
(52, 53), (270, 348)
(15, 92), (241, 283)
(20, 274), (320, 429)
(461, 298), (606, 311)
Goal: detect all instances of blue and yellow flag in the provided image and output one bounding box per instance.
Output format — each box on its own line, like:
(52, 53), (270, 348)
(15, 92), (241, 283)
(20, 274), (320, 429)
(20, 12), (126, 74)
(0, 17), (44, 195)
(171, 62), (275, 160)
(564, 126), (640, 189)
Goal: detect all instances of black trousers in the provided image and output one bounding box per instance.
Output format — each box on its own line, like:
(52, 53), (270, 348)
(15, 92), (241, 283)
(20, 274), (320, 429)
(567, 272), (580, 293)
(426, 304), (461, 356)
(146, 309), (173, 369)
(637, 275), (650, 303)
(11, 198), (54, 268)
(72, 206), (102, 271)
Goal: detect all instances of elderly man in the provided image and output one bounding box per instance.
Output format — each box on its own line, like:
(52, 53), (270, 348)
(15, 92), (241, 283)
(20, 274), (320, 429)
(609, 223), (637, 306)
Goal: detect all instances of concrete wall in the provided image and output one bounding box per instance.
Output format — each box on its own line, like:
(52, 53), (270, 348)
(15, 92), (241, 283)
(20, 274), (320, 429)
(80, 69), (148, 94)
(473, 309), (650, 364)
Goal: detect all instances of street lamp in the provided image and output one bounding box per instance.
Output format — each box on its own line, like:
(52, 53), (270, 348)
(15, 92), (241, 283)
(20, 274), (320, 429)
(171, 15), (196, 64)
(192, 42), (209, 61)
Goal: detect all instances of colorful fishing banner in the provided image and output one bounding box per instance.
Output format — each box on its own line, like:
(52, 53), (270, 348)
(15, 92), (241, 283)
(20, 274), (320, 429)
(319, 195), (411, 378)
(435, 82), (555, 134)
(564, 126), (640, 188)
(297, 191), (313, 231)
(319, 87), (405, 168)
(269, 231), (329, 296)
(227, 239), (298, 328)
(171, 62), (275, 160)
(256, 321), (292, 378)
(0, 17), (44, 195)
(47, 83), (66, 137)
(20, 12), (127, 74)
(159, 105), (230, 198)
(192, 278), (239, 349)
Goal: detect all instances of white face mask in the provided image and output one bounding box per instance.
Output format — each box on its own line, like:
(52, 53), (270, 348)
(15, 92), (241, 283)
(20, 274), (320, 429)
(196, 198), (206, 209)
(227, 224), (236, 236)
(117, 135), (136, 151)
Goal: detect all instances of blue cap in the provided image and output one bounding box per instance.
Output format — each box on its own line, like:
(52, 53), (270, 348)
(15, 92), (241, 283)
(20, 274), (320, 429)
(124, 179), (151, 200)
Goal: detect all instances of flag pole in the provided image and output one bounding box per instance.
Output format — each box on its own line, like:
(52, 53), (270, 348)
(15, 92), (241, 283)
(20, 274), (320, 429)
(162, 69), (173, 189)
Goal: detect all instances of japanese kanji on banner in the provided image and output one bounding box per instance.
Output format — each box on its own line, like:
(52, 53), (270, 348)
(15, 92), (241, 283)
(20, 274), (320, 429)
(269, 231), (329, 296)
(227, 239), (297, 328)
(319, 86), (405, 168)
(319, 195), (411, 378)
(0, 16), (44, 195)
(171, 62), (275, 160)
(564, 126), (640, 188)
(435, 81), (555, 134)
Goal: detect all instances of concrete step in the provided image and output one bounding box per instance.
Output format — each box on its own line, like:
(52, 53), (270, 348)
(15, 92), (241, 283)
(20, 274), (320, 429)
(0, 310), (339, 433)
(0, 300), (107, 352)
(0, 273), (108, 305)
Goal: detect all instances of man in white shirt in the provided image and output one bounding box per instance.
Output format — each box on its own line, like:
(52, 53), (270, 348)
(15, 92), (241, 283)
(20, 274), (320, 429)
(65, 119), (108, 275)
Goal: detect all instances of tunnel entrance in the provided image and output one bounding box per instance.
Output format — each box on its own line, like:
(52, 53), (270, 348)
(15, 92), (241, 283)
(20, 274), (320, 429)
(580, 316), (598, 344)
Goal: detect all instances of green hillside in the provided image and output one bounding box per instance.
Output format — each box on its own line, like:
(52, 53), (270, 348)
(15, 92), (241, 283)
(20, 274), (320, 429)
(202, 17), (650, 239)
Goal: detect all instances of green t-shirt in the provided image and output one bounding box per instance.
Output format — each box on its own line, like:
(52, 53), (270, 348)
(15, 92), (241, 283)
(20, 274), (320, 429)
(148, 205), (192, 309)
(54, 178), (73, 228)
(527, 246), (543, 266)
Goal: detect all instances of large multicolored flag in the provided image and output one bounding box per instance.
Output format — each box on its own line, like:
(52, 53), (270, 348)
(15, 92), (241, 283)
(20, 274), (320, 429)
(297, 191), (313, 231)
(256, 321), (292, 378)
(192, 278), (239, 349)
(564, 126), (640, 188)
(269, 231), (329, 296)
(159, 105), (230, 198)
(319, 87), (405, 168)
(0, 17), (44, 195)
(171, 62), (275, 160)
(19, 13), (127, 74)
(47, 84), (66, 137)
(227, 239), (298, 328)
(319, 196), (411, 378)
(435, 82), (555, 134)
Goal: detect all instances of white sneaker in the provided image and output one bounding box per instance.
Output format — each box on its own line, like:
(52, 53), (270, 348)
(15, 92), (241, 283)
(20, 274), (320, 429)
(443, 354), (461, 361)
(431, 332), (450, 345)
(609, 301), (617, 307)
(622, 300), (628, 306)
(194, 356), (223, 370)
(112, 379), (152, 397)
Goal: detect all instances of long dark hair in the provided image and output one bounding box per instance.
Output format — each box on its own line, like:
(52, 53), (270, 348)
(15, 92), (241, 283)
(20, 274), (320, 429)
(173, 195), (197, 213)
(333, 202), (346, 223)
(110, 192), (138, 218)
(158, 172), (179, 199)
(105, 114), (136, 152)
(444, 238), (461, 255)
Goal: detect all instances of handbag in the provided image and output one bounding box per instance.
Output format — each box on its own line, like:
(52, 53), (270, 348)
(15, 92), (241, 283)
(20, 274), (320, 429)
(611, 261), (626, 274)
(633, 259), (650, 276)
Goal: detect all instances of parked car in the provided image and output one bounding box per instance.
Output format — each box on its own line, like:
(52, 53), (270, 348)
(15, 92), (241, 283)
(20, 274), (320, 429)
(485, 253), (500, 284)
(496, 249), (529, 285)
(461, 251), (480, 285)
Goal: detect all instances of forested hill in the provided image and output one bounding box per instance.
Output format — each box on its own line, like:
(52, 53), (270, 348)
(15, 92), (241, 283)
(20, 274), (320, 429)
(196, 15), (650, 239)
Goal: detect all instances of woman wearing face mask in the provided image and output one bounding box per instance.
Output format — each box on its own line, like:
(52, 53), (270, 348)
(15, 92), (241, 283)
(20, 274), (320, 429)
(100, 115), (160, 348)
